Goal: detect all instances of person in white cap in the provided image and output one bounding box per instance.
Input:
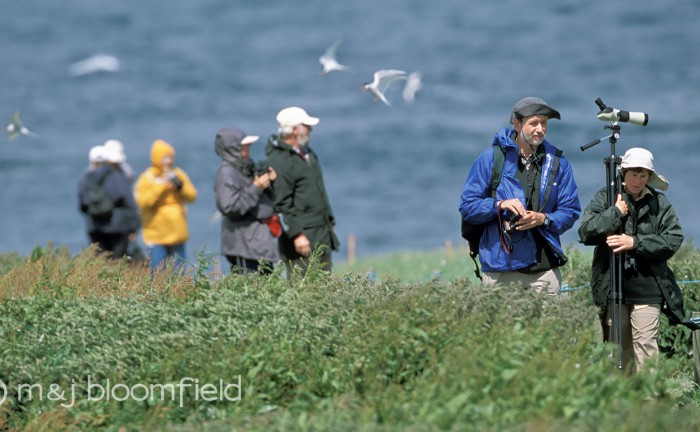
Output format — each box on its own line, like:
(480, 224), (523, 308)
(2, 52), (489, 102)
(214, 127), (279, 274)
(264, 106), (339, 275)
(579, 147), (698, 373)
(87, 145), (107, 171)
(78, 143), (140, 259)
(459, 96), (581, 294)
(103, 139), (134, 181)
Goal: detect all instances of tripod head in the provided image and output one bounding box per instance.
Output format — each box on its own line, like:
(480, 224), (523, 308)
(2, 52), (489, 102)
(581, 97), (647, 152)
(595, 97), (649, 127)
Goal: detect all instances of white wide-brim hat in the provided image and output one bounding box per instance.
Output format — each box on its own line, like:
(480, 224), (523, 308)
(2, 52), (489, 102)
(103, 139), (127, 163)
(619, 147), (669, 191)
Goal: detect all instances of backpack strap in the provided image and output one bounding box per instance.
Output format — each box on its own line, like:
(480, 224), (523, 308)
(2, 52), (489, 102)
(95, 167), (112, 185)
(489, 144), (506, 199)
(471, 144), (506, 281)
(540, 149), (563, 210)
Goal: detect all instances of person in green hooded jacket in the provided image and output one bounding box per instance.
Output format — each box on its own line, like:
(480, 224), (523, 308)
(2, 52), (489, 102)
(579, 147), (698, 373)
(264, 106), (340, 275)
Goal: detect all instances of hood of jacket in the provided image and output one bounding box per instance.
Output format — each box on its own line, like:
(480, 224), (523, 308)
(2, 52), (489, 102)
(265, 134), (293, 156)
(265, 134), (314, 160)
(215, 128), (248, 170)
(150, 139), (176, 170)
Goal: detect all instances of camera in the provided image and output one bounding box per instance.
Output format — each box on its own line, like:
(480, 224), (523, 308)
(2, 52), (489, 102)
(505, 213), (522, 233)
(254, 161), (271, 177)
(167, 172), (183, 190)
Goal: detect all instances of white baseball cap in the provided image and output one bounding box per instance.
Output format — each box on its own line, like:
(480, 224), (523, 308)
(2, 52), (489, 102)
(276, 106), (320, 128)
(88, 145), (106, 163)
(619, 147), (669, 190)
(241, 135), (260, 145)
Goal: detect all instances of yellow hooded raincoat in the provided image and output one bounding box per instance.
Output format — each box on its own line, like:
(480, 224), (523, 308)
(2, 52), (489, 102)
(135, 139), (197, 246)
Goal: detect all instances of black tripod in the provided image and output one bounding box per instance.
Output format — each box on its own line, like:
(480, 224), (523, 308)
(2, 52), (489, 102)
(581, 98), (625, 369)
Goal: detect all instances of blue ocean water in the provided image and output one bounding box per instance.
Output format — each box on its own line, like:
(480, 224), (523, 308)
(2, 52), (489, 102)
(2, 0), (699, 262)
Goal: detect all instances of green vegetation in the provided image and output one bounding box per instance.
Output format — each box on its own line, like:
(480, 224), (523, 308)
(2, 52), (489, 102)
(0, 244), (699, 431)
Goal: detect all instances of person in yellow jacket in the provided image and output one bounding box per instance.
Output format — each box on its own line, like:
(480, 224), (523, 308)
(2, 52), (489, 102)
(135, 139), (197, 271)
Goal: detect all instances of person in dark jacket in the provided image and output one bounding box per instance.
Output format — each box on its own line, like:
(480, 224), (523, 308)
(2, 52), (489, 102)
(459, 97), (581, 294)
(265, 106), (340, 275)
(578, 147), (698, 373)
(78, 144), (141, 259)
(214, 127), (279, 274)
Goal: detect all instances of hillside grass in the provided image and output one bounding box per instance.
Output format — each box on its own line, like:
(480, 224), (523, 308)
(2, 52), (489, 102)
(0, 244), (699, 431)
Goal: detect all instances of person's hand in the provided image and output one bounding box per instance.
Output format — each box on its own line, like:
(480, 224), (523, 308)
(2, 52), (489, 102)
(614, 194), (628, 216)
(606, 233), (635, 253)
(497, 198), (526, 216)
(268, 167), (277, 182)
(161, 175), (175, 190)
(514, 211), (547, 231)
(294, 234), (311, 257)
(253, 173), (272, 190)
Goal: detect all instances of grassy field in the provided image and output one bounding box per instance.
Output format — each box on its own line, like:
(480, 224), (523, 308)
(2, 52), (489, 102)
(0, 244), (699, 431)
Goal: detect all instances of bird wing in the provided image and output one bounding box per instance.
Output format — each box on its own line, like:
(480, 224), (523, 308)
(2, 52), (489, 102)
(402, 71), (423, 103)
(321, 39), (342, 60)
(374, 69), (407, 93)
(6, 111), (22, 141)
(319, 39), (346, 71)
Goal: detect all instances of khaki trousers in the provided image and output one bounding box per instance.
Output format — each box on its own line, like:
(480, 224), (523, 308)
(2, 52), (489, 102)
(606, 303), (660, 373)
(482, 268), (562, 296)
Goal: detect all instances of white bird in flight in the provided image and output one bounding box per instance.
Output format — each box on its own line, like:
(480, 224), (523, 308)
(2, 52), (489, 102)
(69, 54), (120, 77)
(361, 69), (407, 106)
(319, 39), (347, 75)
(402, 71), (423, 104)
(6, 111), (35, 141)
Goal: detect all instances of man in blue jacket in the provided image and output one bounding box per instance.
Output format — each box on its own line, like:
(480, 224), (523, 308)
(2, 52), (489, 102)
(459, 97), (581, 294)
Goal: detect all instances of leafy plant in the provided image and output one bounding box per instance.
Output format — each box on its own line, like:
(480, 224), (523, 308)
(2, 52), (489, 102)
(0, 247), (699, 430)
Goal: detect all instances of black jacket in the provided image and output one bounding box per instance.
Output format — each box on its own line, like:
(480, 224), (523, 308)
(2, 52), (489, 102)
(78, 165), (140, 235)
(578, 187), (698, 330)
(265, 135), (339, 258)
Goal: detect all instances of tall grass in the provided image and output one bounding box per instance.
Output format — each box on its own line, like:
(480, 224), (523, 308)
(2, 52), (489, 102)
(0, 245), (698, 430)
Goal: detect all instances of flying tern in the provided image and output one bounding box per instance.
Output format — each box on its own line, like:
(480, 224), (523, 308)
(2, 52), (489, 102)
(319, 39), (347, 74)
(361, 69), (407, 106)
(69, 54), (120, 77)
(6, 111), (35, 140)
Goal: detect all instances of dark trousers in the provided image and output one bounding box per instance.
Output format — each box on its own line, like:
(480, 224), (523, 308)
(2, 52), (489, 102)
(89, 232), (130, 259)
(226, 256), (273, 275)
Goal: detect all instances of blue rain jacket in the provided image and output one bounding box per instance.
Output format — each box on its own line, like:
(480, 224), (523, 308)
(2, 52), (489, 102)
(459, 128), (581, 273)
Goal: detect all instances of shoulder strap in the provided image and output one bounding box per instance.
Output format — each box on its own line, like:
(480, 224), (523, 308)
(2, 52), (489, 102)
(489, 144), (506, 199)
(541, 149), (563, 209)
(95, 168), (112, 185)
(467, 145), (506, 281)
